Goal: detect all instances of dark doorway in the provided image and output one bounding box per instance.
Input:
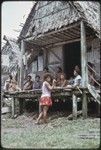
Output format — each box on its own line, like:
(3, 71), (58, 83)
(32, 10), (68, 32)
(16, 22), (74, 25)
(63, 41), (81, 79)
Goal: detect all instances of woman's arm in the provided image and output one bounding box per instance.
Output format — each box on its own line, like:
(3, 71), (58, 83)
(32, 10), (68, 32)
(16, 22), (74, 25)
(52, 79), (57, 86)
(62, 80), (68, 87)
(45, 82), (54, 91)
(24, 81), (33, 90)
(73, 79), (81, 87)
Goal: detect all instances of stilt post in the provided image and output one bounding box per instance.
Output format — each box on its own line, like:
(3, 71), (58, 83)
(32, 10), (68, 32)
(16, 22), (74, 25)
(81, 20), (88, 119)
(19, 40), (25, 89)
(72, 94), (77, 119)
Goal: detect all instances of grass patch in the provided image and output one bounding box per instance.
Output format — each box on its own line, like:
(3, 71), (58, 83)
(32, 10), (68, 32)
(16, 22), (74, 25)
(1, 114), (100, 149)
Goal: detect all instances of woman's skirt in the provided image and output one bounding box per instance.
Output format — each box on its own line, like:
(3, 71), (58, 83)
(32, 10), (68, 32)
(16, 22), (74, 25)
(39, 96), (52, 106)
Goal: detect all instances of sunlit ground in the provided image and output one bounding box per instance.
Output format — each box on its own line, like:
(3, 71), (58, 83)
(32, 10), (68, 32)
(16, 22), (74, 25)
(1, 113), (100, 149)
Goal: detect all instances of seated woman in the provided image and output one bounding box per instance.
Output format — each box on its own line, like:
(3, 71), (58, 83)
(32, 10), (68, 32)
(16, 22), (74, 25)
(66, 69), (82, 88)
(55, 67), (63, 83)
(53, 73), (68, 88)
(3, 75), (21, 109)
(4, 74), (13, 91)
(4, 74), (20, 92)
(23, 75), (33, 91)
(9, 79), (21, 92)
(74, 65), (81, 75)
(43, 67), (50, 73)
(33, 75), (42, 89)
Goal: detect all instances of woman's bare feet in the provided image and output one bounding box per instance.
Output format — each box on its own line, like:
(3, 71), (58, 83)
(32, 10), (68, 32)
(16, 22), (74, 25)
(34, 121), (40, 125)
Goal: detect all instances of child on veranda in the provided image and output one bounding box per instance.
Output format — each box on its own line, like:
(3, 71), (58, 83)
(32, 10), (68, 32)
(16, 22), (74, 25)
(35, 73), (55, 124)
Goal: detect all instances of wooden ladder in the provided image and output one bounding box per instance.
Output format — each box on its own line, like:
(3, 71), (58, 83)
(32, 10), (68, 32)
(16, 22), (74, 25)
(87, 64), (100, 105)
(87, 83), (100, 104)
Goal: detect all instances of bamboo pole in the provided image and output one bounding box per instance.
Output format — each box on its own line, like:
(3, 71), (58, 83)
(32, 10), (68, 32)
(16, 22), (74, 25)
(77, 86), (82, 94)
(81, 20), (88, 119)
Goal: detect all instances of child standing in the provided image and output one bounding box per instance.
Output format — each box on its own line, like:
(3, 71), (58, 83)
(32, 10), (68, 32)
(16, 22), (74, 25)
(35, 73), (55, 124)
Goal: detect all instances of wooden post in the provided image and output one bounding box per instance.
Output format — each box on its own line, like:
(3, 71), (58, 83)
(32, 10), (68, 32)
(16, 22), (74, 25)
(19, 40), (25, 89)
(98, 3), (100, 39)
(39, 100), (41, 114)
(11, 98), (15, 118)
(81, 20), (88, 119)
(19, 98), (24, 115)
(82, 92), (87, 118)
(43, 48), (48, 68)
(72, 94), (77, 119)
(96, 103), (100, 117)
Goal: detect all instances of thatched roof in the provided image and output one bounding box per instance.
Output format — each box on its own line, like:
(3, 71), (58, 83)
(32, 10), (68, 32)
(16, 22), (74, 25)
(2, 43), (10, 55)
(2, 36), (21, 74)
(73, 1), (100, 37)
(19, 1), (100, 40)
(2, 35), (21, 65)
(18, 2), (38, 41)
(3, 35), (20, 54)
(1, 66), (10, 74)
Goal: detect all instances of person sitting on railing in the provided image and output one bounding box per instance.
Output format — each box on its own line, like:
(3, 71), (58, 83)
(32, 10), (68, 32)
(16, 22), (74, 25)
(9, 79), (21, 92)
(73, 69), (82, 87)
(23, 75), (33, 91)
(66, 69), (82, 88)
(53, 66), (65, 88)
(55, 66), (63, 83)
(33, 75), (42, 89)
(4, 74), (20, 92)
(3, 75), (21, 109)
(4, 74), (13, 91)
(55, 73), (68, 87)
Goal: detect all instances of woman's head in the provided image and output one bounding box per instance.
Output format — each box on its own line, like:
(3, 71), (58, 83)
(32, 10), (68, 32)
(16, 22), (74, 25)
(60, 73), (66, 80)
(57, 66), (62, 73)
(11, 80), (17, 85)
(9, 74), (13, 80)
(74, 65), (80, 74)
(74, 70), (79, 76)
(35, 75), (40, 81)
(44, 67), (49, 73)
(43, 73), (53, 83)
(27, 75), (32, 81)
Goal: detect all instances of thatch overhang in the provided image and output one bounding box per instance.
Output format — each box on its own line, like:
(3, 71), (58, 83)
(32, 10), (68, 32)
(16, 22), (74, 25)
(24, 20), (97, 49)
(73, 1), (100, 37)
(19, 1), (100, 48)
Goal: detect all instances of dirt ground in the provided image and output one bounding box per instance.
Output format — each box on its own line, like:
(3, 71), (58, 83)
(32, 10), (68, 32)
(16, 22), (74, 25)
(1, 111), (100, 149)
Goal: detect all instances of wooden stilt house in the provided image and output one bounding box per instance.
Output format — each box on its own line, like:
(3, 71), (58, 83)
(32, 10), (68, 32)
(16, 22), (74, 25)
(18, 1), (100, 81)
(18, 1), (100, 118)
